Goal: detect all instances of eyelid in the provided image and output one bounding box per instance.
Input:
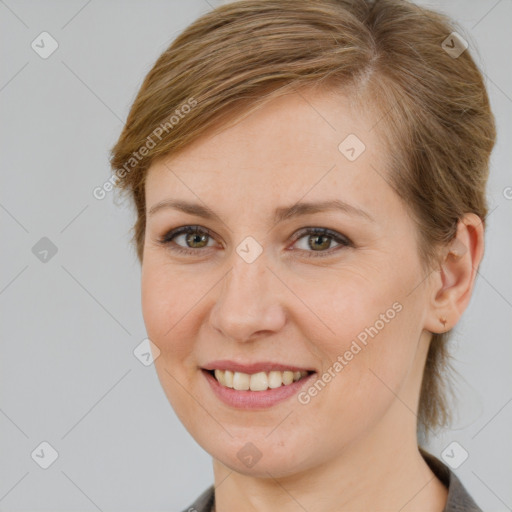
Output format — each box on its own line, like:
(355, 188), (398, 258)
(157, 225), (353, 257)
(290, 226), (352, 245)
(160, 225), (215, 243)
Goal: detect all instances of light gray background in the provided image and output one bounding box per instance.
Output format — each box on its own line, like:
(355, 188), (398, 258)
(1, 1), (511, 511)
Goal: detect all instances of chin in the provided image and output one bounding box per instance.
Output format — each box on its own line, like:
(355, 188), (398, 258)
(202, 430), (316, 478)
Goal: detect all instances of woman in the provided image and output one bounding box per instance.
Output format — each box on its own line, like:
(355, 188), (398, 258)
(110, 0), (495, 510)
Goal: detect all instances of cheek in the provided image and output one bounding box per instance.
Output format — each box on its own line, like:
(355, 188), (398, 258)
(141, 265), (167, 345)
(141, 259), (196, 361)
(296, 303), (419, 450)
(293, 261), (422, 408)
(141, 260), (205, 430)
(291, 262), (407, 351)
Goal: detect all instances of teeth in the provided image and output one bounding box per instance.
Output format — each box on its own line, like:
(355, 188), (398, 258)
(212, 369), (310, 391)
(224, 369), (234, 387)
(268, 371), (283, 388)
(282, 370), (294, 385)
(249, 372), (268, 391)
(232, 371), (250, 390)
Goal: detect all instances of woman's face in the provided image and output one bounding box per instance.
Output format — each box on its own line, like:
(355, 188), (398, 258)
(142, 88), (435, 476)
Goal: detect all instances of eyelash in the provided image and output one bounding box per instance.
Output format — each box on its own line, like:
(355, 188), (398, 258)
(157, 225), (353, 258)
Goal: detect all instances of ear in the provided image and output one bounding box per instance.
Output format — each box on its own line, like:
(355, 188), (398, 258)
(424, 213), (485, 334)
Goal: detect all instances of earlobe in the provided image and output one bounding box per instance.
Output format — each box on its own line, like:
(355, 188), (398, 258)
(424, 213), (485, 334)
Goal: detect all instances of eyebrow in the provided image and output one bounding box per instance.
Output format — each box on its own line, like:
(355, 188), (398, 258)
(148, 198), (375, 223)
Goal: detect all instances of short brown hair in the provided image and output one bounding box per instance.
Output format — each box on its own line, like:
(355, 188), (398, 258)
(109, 0), (496, 440)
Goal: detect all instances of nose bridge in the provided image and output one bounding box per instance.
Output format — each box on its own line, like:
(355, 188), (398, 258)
(209, 244), (286, 341)
(227, 253), (266, 301)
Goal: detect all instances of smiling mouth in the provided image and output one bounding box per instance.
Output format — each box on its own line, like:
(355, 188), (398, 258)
(204, 368), (315, 391)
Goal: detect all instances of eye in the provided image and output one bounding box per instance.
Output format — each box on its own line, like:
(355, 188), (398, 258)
(157, 225), (353, 258)
(157, 225), (217, 255)
(290, 227), (353, 258)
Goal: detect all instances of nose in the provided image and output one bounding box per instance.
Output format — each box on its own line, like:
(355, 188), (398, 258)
(209, 250), (287, 343)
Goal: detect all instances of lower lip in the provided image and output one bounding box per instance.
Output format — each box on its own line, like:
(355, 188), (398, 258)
(201, 369), (316, 409)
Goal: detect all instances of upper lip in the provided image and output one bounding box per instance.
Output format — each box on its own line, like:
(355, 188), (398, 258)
(202, 360), (316, 374)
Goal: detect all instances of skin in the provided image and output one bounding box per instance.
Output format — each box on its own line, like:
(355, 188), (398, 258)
(141, 87), (484, 512)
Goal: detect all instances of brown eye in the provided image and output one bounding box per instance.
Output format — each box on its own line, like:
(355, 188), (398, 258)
(158, 225), (352, 259)
(307, 233), (332, 251)
(291, 227), (352, 257)
(184, 231), (209, 249)
(159, 225), (216, 255)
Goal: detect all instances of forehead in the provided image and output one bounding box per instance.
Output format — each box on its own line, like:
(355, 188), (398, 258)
(145, 88), (395, 221)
